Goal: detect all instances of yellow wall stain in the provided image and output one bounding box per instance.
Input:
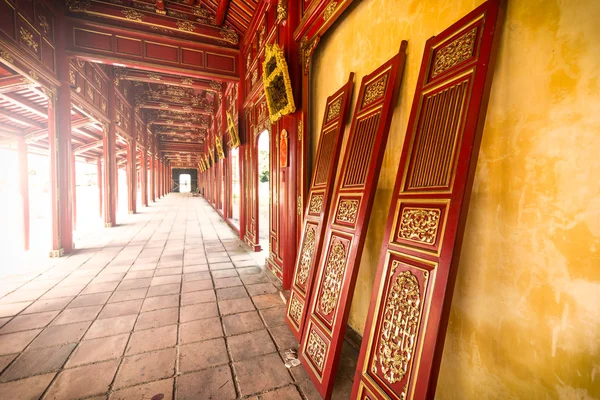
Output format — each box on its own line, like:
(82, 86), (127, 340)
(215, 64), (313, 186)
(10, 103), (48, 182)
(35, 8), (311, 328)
(310, 0), (600, 398)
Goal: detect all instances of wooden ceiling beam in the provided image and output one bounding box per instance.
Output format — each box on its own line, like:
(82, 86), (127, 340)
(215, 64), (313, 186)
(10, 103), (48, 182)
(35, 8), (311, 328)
(137, 101), (213, 115)
(116, 69), (220, 92)
(0, 93), (48, 119)
(74, 140), (103, 155)
(0, 108), (45, 130)
(149, 119), (208, 129)
(215, 0), (231, 25)
(0, 121), (23, 134)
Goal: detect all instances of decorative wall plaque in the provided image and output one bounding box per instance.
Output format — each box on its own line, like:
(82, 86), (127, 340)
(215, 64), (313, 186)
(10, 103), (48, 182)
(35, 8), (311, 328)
(262, 43), (296, 123)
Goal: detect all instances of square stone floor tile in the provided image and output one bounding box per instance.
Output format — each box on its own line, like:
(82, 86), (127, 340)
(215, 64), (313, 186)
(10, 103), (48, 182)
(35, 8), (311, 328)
(216, 286), (248, 301)
(109, 378), (173, 400)
(183, 265), (208, 273)
(179, 337), (229, 372)
(150, 275), (181, 286)
(117, 278), (152, 291)
(45, 359), (119, 399)
(85, 315), (136, 339)
(0, 343), (75, 382)
(51, 305), (102, 326)
(269, 325), (299, 351)
(248, 385), (303, 400)
(0, 354), (16, 371)
(234, 260), (258, 268)
(126, 325), (177, 355)
(181, 290), (215, 306)
(91, 273), (125, 284)
(211, 270), (238, 279)
(227, 330), (277, 361)
(237, 267), (263, 277)
(214, 278), (243, 290)
(180, 303), (218, 323)
(80, 281), (119, 295)
(65, 333), (129, 367)
(234, 353), (292, 396)
(0, 373), (56, 400)
(135, 307), (179, 331)
(0, 311), (59, 334)
(67, 292), (111, 308)
(176, 366), (236, 400)
(113, 348), (176, 389)
(183, 272), (211, 282)
(147, 283), (181, 297)
(29, 322), (91, 349)
(179, 317), (223, 344)
(209, 262), (234, 271)
(240, 273), (270, 285)
(0, 302), (33, 318)
(222, 311), (264, 336)
(123, 270), (154, 280)
(0, 289), (46, 304)
(98, 299), (143, 319)
(108, 288), (147, 303)
(141, 294), (179, 312)
(154, 267), (182, 277)
(252, 293), (284, 310)
(218, 297), (255, 316)
(0, 329), (42, 355)
(246, 283), (278, 296)
(40, 286), (83, 300)
(259, 306), (287, 328)
(182, 280), (213, 293)
(21, 297), (73, 314)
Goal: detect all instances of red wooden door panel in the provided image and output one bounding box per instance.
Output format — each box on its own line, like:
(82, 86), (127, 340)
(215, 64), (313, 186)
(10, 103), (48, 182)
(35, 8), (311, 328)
(299, 43), (408, 399)
(286, 73), (355, 340)
(351, 1), (505, 399)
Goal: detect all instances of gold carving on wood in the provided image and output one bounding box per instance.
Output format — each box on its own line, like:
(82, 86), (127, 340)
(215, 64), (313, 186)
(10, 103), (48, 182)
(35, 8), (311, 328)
(148, 73), (161, 81)
(1, 51), (14, 64)
(363, 75), (388, 106)
(159, 103), (169, 108)
(263, 43), (296, 123)
(296, 226), (316, 287)
(432, 27), (477, 78)
(336, 199), (359, 224)
(372, 267), (426, 385)
(177, 20), (195, 32)
(20, 27), (38, 53)
(326, 98), (342, 123)
(29, 71), (39, 81)
(66, 0), (91, 11)
(398, 208), (441, 244)
(319, 241), (347, 315)
(219, 26), (239, 45)
(181, 78), (193, 85)
(323, 2), (338, 21)
(38, 16), (50, 35)
(277, 0), (288, 23)
(309, 194), (323, 214)
(215, 134), (225, 160)
(122, 9), (144, 21)
(289, 295), (303, 325)
(209, 82), (222, 91)
(306, 329), (327, 371)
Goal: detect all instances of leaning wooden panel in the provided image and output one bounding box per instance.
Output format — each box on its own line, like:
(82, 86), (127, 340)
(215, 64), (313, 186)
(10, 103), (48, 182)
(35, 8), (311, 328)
(299, 43), (408, 399)
(286, 73), (355, 340)
(352, 1), (505, 399)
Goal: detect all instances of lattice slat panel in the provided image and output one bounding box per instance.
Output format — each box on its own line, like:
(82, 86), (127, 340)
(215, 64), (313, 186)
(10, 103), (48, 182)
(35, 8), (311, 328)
(352, 1), (505, 399)
(298, 43), (408, 399)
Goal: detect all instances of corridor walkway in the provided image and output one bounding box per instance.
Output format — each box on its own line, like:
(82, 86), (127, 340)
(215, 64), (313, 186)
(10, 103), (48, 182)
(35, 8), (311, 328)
(0, 194), (355, 399)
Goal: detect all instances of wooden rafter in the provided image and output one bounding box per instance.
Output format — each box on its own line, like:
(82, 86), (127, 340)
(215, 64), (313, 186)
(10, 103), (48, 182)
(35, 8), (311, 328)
(215, 0), (231, 25)
(0, 108), (45, 130)
(0, 93), (47, 119)
(116, 69), (220, 92)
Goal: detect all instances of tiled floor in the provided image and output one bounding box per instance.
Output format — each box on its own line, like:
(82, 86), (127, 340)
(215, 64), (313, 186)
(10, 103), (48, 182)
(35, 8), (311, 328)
(0, 194), (357, 399)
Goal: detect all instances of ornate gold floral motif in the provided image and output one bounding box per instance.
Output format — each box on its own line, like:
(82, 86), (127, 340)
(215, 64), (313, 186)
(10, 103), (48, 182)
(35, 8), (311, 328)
(209, 81), (222, 91)
(101, 100), (107, 112)
(159, 103), (169, 108)
(398, 207), (441, 244)
(215, 135), (225, 159)
(29, 71), (39, 81)
(251, 69), (258, 87)
(66, 0), (91, 11)
(319, 241), (347, 315)
(181, 78), (193, 85)
(87, 86), (94, 100)
(219, 26), (239, 45)
(148, 73), (161, 81)
(177, 20), (195, 32)
(308, 194), (323, 214)
(336, 199), (359, 224)
(122, 9), (144, 21)
(302, 36), (320, 75)
(20, 27), (38, 53)
(323, 2), (338, 21)
(306, 329), (327, 371)
(288, 295), (303, 325)
(38, 16), (50, 35)
(69, 69), (76, 85)
(297, 195), (302, 216)
(277, 0), (288, 22)
(258, 26), (266, 49)
(372, 267), (426, 384)
(296, 226), (316, 287)
(326, 98), (342, 123)
(1, 51), (14, 64)
(363, 75), (388, 106)
(432, 27), (477, 78)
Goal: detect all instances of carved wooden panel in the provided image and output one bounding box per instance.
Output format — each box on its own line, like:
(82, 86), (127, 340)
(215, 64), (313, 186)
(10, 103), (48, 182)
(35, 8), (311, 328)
(352, 1), (505, 399)
(299, 44), (408, 399)
(70, 60), (109, 122)
(285, 74), (354, 340)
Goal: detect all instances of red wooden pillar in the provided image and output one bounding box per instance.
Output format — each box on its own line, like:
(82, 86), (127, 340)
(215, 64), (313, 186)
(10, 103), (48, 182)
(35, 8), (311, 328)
(71, 154), (77, 231)
(150, 156), (156, 202)
(104, 73), (118, 227)
(127, 138), (136, 214)
(141, 151), (148, 206)
(17, 138), (30, 251)
(97, 158), (103, 218)
(158, 160), (162, 199)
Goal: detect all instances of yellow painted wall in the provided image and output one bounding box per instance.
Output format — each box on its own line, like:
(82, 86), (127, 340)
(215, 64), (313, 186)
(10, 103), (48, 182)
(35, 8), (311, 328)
(309, 0), (600, 398)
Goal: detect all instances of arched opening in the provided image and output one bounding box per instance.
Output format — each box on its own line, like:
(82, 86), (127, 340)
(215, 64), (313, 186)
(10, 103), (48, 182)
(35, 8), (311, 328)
(179, 174), (191, 193)
(257, 129), (270, 252)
